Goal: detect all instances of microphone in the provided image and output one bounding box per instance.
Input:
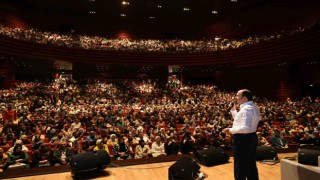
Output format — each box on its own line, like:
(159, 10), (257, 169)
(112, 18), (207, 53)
(227, 101), (236, 111)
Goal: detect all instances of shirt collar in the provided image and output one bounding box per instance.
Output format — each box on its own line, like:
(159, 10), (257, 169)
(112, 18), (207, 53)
(240, 101), (253, 109)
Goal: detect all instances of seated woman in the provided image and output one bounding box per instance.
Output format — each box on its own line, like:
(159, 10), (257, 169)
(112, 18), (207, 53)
(52, 141), (73, 166)
(113, 137), (131, 160)
(5, 144), (29, 170)
(31, 143), (52, 168)
(93, 139), (110, 155)
(0, 138), (10, 147)
(135, 139), (151, 159)
(150, 136), (166, 157)
(7, 140), (29, 154)
(107, 134), (118, 146)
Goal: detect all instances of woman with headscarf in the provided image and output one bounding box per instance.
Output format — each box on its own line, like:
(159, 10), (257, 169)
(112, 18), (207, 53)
(113, 137), (131, 160)
(107, 134), (118, 146)
(93, 139), (110, 155)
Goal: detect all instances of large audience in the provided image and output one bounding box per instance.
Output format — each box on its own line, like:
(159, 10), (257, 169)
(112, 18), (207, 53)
(0, 77), (319, 171)
(1, 22), (318, 53)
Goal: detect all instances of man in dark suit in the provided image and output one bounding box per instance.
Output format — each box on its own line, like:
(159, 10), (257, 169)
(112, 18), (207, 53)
(270, 129), (288, 149)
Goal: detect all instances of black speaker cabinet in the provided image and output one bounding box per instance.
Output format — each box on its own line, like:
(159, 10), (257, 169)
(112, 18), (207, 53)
(298, 146), (320, 166)
(195, 147), (229, 166)
(168, 157), (200, 180)
(256, 146), (278, 161)
(70, 150), (111, 175)
(96, 150), (111, 169)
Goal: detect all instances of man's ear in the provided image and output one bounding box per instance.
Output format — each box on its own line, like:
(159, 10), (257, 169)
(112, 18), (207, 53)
(243, 96), (248, 101)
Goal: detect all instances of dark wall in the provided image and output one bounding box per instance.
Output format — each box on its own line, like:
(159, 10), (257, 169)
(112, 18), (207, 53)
(214, 63), (320, 100)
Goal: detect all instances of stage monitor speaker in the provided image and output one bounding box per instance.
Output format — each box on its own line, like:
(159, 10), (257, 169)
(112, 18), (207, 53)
(298, 146), (320, 166)
(195, 147), (229, 166)
(96, 150), (111, 169)
(70, 150), (111, 175)
(168, 157), (200, 180)
(256, 146), (278, 161)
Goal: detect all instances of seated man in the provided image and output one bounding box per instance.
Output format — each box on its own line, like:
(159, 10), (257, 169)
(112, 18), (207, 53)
(164, 136), (180, 156)
(31, 143), (52, 168)
(20, 135), (31, 145)
(194, 132), (210, 150)
(52, 141), (73, 166)
(31, 133), (43, 151)
(86, 131), (97, 146)
(180, 134), (194, 154)
(270, 129), (288, 149)
(50, 132), (66, 144)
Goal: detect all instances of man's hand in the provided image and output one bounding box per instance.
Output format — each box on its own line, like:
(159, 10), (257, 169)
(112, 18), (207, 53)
(222, 128), (230, 135)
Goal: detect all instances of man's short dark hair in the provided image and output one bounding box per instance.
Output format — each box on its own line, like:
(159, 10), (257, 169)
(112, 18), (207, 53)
(241, 89), (253, 101)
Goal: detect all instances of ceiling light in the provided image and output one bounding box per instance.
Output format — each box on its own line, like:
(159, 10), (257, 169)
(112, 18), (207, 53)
(120, 14), (126, 17)
(212, 11), (218, 14)
(122, 1), (130, 5)
(157, 5), (162, 8)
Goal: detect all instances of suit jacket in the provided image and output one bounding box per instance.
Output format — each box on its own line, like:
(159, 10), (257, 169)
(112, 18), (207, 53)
(270, 135), (287, 147)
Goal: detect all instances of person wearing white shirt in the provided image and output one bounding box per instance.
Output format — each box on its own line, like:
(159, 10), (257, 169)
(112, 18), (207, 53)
(71, 118), (82, 130)
(150, 136), (166, 157)
(222, 89), (260, 180)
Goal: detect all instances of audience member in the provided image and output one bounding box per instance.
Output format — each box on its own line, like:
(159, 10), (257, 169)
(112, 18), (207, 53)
(5, 144), (29, 170)
(150, 136), (166, 157)
(270, 129), (288, 149)
(134, 139), (151, 159)
(0, 148), (8, 172)
(93, 139), (110, 155)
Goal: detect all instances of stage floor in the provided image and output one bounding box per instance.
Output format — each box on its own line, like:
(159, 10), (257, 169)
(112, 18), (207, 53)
(10, 153), (297, 180)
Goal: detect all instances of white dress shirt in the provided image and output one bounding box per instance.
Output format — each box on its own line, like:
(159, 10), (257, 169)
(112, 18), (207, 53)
(229, 101), (261, 134)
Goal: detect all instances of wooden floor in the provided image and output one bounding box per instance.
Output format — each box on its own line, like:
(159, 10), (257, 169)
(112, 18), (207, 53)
(12, 153), (296, 180)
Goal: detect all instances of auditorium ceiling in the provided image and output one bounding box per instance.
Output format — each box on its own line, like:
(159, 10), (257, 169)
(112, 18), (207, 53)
(1, 0), (320, 39)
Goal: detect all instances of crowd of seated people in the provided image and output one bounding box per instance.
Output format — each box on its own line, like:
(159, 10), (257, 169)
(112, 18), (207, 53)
(0, 77), (319, 173)
(0, 20), (319, 53)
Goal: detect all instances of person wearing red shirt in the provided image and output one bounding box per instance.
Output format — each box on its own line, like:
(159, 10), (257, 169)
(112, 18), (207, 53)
(2, 104), (17, 126)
